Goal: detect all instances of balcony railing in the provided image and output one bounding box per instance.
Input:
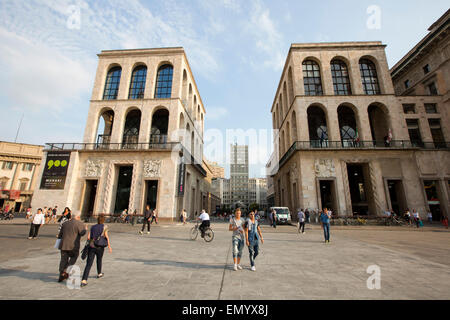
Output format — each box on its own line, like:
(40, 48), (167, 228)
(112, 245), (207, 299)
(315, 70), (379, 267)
(45, 142), (180, 151)
(276, 140), (450, 173)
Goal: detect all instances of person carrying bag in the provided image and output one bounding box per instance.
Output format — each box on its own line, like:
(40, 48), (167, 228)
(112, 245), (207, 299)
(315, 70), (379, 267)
(81, 216), (111, 287)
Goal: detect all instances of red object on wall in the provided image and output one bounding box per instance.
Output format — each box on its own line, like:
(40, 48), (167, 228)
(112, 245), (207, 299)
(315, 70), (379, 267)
(9, 190), (21, 200)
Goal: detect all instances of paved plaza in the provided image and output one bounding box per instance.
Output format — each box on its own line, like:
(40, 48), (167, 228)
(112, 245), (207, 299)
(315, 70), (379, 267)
(0, 219), (449, 300)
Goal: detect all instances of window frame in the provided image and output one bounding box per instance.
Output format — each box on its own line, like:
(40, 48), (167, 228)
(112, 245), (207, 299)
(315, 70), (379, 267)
(302, 60), (323, 96)
(331, 59), (352, 95)
(103, 66), (122, 100)
(128, 65), (147, 99)
(359, 59), (381, 95)
(154, 64), (174, 99)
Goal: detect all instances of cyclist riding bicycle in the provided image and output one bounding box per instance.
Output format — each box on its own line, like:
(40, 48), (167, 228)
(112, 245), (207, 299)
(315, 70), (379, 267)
(197, 209), (210, 238)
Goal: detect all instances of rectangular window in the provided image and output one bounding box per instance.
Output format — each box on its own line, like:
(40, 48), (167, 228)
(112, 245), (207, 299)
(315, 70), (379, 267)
(428, 82), (438, 95)
(404, 80), (410, 89)
(423, 64), (430, 74)
(20, 182), (27, 191)
(22, 163), (33, 171)
(402, 104), (415, 114)
(424, 103), (438, 114)
(428, 119), (446, 148)
(406, 119), (423, 147)
(2, 162), (13, 170)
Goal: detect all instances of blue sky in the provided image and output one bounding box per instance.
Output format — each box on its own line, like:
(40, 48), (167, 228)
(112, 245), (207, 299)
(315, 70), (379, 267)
(0, 0), (448, 178)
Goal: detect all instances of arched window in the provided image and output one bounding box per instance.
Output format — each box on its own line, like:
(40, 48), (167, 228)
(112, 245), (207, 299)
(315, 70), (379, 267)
(155, 64), (173, 98)
(122, 110), (141, 149)
(128, 66), (147, 99)
(96, 110), (114, 147)
(331, 60), (352, 95)
(307, 105), (328, 147)
(337, 105), (358, 146)
(103, 66), (122, 100)
(360, 59), (380, 95)
(150, 109), (169, 144)
(302, 60), (323, 96)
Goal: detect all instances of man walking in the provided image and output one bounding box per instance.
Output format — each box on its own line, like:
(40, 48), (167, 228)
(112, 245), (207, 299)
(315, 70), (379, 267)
(297, 208), (306, 234)
(57, 215), (87, 282)
(320, 208), (331, 243)
(140, 205), (152, 235)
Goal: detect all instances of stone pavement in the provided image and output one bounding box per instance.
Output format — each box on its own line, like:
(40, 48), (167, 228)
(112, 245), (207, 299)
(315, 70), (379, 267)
(0, 221), (449, 300)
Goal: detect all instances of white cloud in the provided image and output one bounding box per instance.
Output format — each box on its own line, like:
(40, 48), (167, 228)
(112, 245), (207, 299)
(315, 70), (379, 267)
(205, 107), (228, 120)
(245, 0), (285, 71)
(0, 28), (94, 113)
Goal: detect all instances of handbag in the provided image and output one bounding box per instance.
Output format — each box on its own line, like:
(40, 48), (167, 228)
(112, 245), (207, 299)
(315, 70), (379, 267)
(93, 225), (108, 248)
(54, 238), (61, 249)
(81, 240), (89, 260)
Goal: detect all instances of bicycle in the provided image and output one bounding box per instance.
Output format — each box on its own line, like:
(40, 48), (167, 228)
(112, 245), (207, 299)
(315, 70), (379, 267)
(190, 221), (214, 242)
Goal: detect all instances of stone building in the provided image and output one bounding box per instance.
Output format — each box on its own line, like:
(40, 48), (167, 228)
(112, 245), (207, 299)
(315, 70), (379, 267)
(206, 160), (225, 179)
(270, 38), (449, 220)
(0, 141), (43, 212)
(230, 144), (249, 207)
(32, 47), (212, 221)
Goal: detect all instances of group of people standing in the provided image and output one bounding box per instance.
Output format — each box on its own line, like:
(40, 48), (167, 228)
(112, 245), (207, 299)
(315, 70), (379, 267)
(229, 208), (264, 271)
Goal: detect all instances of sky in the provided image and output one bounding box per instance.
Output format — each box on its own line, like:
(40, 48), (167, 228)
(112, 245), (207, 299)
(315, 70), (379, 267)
(0, 0), (448, 178)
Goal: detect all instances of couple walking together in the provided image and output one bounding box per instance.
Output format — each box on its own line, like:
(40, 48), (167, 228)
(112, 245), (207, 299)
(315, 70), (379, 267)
(229, 208), (264, 271)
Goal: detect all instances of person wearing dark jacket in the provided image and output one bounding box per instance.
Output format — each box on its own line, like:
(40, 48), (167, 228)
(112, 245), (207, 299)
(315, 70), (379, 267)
(57, 215), (87, 282)
(139, 205), (152, 235)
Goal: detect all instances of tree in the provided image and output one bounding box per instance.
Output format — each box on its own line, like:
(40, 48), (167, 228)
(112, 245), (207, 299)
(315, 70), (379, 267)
(249, 203), (259, 212)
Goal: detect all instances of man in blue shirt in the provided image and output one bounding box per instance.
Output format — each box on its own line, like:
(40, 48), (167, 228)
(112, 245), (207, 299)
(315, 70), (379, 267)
(320, 208), (331, 243)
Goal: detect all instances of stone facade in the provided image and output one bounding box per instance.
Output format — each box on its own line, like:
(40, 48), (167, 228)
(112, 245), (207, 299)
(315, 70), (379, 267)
(32, 48), (212, 221)
(270, 35), (449, 220)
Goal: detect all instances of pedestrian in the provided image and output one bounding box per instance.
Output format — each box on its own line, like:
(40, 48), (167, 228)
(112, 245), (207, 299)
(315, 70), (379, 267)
(52, 206), (58, 223)
(229, 208), (245, 271)
(151, 208), (158, 224)
(320, 208), (331, 243)
(412, 209), (421, 228)
(427, 211), (433, 224)
(81, 215), (112, 287)
(442, 215), (448, 229)
(405, 209), (411, 225)
(245, 210), (264, 271)
(140, 205), (152, 235)
(272, 209), (277, 228)
(28, 208), (45, 239)
(57, 207), (72, 236)
(57, 214), (87, 283)
(197, 209), (210, 238)
(297, 208), (305, 234)
(26, 207), (32, 220)
(182, 209), (187, 225)
(43, 206), (49, 224)
(131, 209), (137, 226)
(305, 208), (310, 223)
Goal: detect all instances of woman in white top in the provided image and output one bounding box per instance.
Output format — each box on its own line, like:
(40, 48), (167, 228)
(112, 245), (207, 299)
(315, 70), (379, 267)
(229, 208), (245, 271)
(182, 209), (187, 225)
(28, 208), (45, 239)
(412, 209), (421, 228)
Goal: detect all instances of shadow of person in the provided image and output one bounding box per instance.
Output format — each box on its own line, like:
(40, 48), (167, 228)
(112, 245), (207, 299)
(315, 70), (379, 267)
(0, 268), (56, 283)
(115, 258), (225, 270)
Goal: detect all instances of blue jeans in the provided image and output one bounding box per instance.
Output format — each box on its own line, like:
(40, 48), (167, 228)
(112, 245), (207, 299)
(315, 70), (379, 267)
(232, 237), (244, 259)
(248, 241), (259, 267)
(322, 223), (330, 241)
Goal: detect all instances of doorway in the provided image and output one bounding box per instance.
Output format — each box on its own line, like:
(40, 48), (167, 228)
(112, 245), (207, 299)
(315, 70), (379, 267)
(387, 180), (406, 215)
(423, 180), (442, 221)
(14, 202), (22, 213)
(319, 180), (337, 213)
(82, 180), (98, 219)
(144, 180), (158, 211)
(347, 164), (374, 216)
(114, 166), (133, 214)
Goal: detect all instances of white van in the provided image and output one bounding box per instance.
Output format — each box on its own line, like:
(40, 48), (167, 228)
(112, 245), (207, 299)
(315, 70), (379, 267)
(269, 207), (291, 224)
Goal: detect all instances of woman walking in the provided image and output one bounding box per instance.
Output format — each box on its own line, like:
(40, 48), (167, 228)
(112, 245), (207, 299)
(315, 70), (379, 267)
(28, 208), (45, 239)
(229, 208), (245, 271)
(81, 215), (112, 287)
(320, 208), (331, 243)
(412, 209), (421, 228)
(245, 211), (264, 271)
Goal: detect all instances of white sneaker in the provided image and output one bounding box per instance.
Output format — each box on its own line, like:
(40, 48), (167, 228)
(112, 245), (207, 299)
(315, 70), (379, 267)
(139, 231), (143, 235)
(233, 265), (238, 271)
(147, 232), (150, 234)
(237, 265), (243, 270)
(251, 266), (256, 271)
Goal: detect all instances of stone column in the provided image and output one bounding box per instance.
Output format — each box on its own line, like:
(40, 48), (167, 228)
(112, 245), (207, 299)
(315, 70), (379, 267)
(357, 107), (373, 142)
(327, 102), (340, 142)
(110, 108), (126, 144)
(369, 160), (388, 216)
(349, 57), (364, 95)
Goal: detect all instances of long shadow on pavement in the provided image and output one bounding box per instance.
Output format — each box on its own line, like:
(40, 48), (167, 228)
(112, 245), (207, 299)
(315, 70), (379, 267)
(116, 258), (226, 270)
(0, 268), (56, 283)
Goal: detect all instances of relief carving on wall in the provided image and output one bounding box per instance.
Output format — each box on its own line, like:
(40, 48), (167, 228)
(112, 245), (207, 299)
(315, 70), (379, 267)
(314, 159), (335, 178)
(143, 160), (162, 178)
(290, 163), (298, 181)
(85, 159), (104, 177)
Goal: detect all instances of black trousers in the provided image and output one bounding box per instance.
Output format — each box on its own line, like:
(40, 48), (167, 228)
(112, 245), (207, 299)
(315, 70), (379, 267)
(199, 220), (210, 236)
(82, 246), (105, 281)
(28, 224), (41, 238)
(59, 249), (79, 274)
(141, 218), (151, 232)
(299, 222), (305, 232)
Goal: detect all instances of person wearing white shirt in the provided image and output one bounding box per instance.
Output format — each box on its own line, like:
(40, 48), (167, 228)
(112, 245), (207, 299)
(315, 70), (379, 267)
(197, 209), (210, 238)
(28, 208), (45, 239)
(427, 212), (433, 224)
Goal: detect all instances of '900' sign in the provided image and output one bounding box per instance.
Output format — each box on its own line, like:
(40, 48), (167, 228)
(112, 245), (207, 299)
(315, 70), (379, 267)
(40, 151), (71, 190)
